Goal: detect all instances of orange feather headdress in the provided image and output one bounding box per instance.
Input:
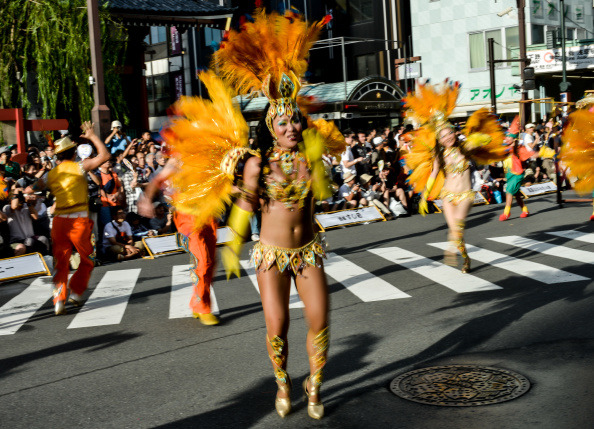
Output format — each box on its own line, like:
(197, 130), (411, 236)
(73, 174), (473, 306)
(211, 7), (331, 138)
(403, 79), (507, 198)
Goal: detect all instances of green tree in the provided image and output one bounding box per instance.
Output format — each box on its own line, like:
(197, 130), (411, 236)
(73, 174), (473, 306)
(0, 0), (128, 124)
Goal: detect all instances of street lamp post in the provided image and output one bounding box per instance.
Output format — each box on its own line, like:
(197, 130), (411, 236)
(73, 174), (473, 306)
(87, 0), (110, 139)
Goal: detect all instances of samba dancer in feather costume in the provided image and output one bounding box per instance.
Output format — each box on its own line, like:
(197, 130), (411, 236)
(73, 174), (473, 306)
(404, 80), (508, 273)
(163, 7), (344, 419)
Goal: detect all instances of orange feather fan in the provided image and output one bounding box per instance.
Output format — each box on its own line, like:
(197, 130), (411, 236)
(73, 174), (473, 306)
(212, 8), (328, 98)
(164, 71), (249, 227)
(404, 80), (460, 125)
(307, 117), (347, 160)
(462, 108), (507, 165)
(559, 109), (594, 194)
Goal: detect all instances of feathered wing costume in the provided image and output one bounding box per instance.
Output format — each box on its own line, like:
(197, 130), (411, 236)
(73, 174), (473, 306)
(559, 109), (594, 194)
(211, 7), (344, 203)
(163, 71), (252, 228)
(403, 80), (507, 199)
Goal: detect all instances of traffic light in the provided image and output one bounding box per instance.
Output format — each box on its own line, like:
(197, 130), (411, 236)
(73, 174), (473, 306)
(523, 67), (536, 91)
(559, 81), (571, 92)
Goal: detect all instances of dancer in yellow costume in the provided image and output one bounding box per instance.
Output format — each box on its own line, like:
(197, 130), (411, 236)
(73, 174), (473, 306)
(162, 7), (343, 420)
(559, 93), (594, 220)
(404, 80), (508, 273)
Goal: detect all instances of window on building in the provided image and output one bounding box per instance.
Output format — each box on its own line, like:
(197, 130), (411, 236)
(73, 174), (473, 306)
(576, 28), (587, 40)
(204, 28), (223, 47)
(469, 27), (519, 70)
(150, 27), (168, 45)
(147, 74), (171, 117)
(505, 26), (519, 65)
(350, 0), (373, 23)
(356, 53), (377, 78)
(531, 24), (545, 44)
(469, 33), (486, 69)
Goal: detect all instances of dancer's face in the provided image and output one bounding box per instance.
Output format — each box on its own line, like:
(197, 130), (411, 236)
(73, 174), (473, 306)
(438, 127), (456, 148)
(273, 114), (303, 150)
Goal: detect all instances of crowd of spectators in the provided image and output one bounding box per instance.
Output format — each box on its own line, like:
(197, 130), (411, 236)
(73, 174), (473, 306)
(0, 120), (173, 266)
(0, 115), (569, 265)
(316, 116), (567, 219)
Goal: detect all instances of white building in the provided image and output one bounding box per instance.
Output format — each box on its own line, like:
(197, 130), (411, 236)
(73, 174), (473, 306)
(410, 0), (594, 120)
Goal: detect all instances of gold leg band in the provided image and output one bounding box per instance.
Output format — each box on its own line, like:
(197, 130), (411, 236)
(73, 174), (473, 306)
(309, 326), (329, 387)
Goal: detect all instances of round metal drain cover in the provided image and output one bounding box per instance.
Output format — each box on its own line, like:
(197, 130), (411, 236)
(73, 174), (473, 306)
(390, 365), (530, 407)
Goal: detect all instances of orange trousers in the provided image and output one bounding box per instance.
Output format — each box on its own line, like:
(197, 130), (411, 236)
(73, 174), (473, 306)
(51, 216), (95, 303)
(175, 212), (217, 314)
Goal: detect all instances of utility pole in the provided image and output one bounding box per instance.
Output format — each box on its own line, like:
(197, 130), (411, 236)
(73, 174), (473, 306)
(87, 0), (110, 139)
(559, 0), (571, 108)
(488, 38), (497, 114)
(517, 0), (529, 127)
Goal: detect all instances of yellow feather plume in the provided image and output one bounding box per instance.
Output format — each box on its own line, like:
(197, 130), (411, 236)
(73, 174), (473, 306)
(212, 9), (328, 98)
(559, 109), (594, 194)
(307, 118), (347, 160)
(404, 127), (444, 199)
(404, 80), (460, 125)
(462, 108), (507, 165)
(164, 71), (249, 228)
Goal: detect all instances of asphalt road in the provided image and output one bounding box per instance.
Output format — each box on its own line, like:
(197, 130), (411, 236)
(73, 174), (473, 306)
(1, 192), (594, 429)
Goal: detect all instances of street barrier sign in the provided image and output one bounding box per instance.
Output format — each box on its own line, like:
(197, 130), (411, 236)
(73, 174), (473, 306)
(521, 182), (557, 198)
(315, 206), (385, 231)
(143, 233), (184, 259)
(0, 253), (50, 283)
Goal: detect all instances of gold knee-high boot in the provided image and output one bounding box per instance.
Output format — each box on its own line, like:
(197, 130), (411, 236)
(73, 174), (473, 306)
(303, 327), (329, 420)
(268, 335), (291, 418)
(456, 220), (470, 273)
(443, 230), (458, 267)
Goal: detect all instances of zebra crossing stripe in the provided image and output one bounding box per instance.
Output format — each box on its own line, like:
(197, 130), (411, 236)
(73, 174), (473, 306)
(68, 269), (141, 329)
(169, 265), (220, 318)
(239, 261), (304, 308)
(429, 242), (588, 284)
(0, 277), (52, 336)
(547, 230), (594, 244)
(369, 247), (502, 293)
(324, 253), (411, 301)
(489, 236), (594, 264)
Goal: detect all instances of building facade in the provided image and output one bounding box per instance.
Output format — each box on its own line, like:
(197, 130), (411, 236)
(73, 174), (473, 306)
(410, 0), (594, 120)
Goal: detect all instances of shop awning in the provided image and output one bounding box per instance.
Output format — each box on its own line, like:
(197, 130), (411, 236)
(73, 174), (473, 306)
(105, 0), (235, 29)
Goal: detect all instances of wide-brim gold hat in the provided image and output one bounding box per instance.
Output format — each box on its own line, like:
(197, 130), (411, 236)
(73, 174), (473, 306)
(54, 136), (76, 154)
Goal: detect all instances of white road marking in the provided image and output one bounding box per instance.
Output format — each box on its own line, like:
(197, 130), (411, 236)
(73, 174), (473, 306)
(324, 253), (411, 301)
(547, 230), (594, 244)
(68, 269), (141, 329)
(429, 242), (588, 284)
(240, 261), (304, 308)
(489, 236), (594, 264)
(0, 277), (52, 336)
(369, 247), (501, 293)
(169, 265), (219, 319)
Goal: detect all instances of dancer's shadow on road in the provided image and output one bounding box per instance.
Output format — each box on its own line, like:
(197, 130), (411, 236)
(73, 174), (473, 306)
(0, 331), (141, 379)
(154, 331), (380, 428)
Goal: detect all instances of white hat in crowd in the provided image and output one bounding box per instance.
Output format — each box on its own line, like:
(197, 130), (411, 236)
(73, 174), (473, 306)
(111, 120), (123, 130)
(372, 136), (384, 146)
(525, 123), (535, 129)
(343, 172), (356, 183)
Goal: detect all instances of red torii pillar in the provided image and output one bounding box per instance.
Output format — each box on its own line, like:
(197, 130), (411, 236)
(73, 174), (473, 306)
(0, 108), (68, 155)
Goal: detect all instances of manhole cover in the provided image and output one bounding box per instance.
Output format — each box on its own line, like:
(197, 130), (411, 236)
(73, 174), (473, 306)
(390, 365), (530, 407)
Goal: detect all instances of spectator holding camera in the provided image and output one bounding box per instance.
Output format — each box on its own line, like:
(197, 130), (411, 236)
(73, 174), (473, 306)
(0, 146), (21, 180)
(149, 203), (173, 234)
(3, 188), (49, 256)
(102, 208), (144, 261)
(105, 120), (131, 154)
(338, 172), (362, 209)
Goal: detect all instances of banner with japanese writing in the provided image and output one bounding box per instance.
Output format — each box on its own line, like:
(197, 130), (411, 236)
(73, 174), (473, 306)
(315, 206), (385, 230)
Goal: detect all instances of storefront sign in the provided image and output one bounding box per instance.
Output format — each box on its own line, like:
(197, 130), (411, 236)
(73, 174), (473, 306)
(170, 26), (181, 55)
(0, 253), (50, 282)
(520, 181), (557, 197)
(397, 62), (422, 79)
(315, 206), (385, 230)
(527, 44), (594, 73)
(173, 72), (184, 100)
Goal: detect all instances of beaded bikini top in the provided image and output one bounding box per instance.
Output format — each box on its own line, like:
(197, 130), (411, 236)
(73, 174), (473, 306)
(264, 147), (311, 209)
(443, 146), (470, 175)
